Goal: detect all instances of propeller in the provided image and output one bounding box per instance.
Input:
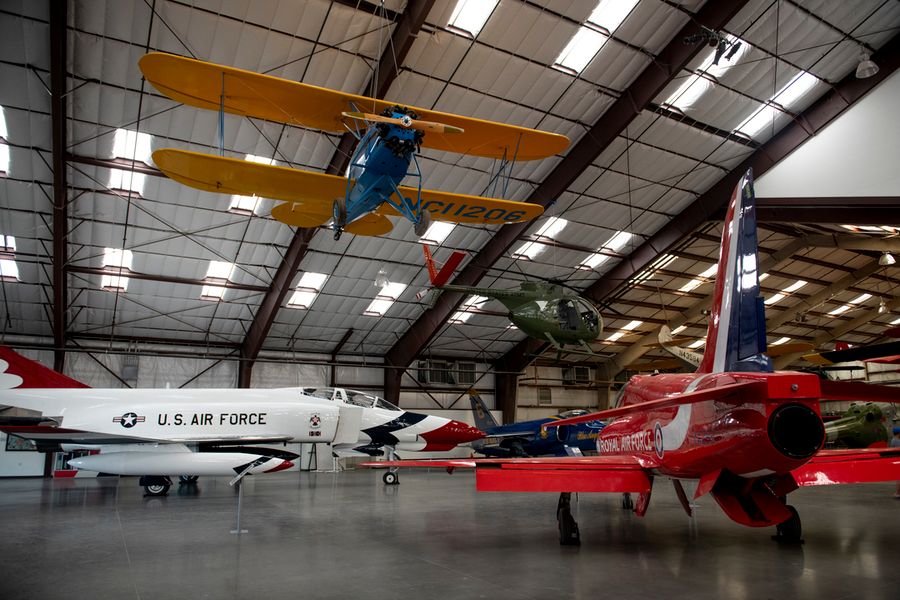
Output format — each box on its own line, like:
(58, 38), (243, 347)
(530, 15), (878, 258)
(341, 111), (464, 135)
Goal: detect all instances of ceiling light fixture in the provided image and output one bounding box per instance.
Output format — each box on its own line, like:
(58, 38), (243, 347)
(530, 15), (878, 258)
(879, 252), (896, 266)
(856, 53), (879, 79)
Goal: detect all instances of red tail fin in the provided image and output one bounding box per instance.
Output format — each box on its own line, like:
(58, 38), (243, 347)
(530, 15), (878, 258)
(0, 347), (90, 389)
(422, 245), (466, 288)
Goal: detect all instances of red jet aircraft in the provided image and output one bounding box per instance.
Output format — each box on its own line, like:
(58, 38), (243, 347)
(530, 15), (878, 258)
(368, 169), (900, 545)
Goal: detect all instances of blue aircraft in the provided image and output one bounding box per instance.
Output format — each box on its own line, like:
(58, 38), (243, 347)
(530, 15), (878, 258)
(468, 391), (604, 457)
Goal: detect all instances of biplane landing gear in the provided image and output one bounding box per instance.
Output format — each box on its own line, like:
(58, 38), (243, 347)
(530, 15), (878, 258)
(621, 492), (634, 510)
(332, 197), (347, 240)
(772, 505), (803, 544)
(414, 209), (432, 237)
(557, 492), (580, 546)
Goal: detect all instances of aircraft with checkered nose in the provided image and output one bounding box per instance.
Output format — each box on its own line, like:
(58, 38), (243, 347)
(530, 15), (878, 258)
(0, 355), (482, 495)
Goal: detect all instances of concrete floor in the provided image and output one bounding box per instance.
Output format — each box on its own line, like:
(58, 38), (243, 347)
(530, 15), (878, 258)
(0, 469), (898, 600)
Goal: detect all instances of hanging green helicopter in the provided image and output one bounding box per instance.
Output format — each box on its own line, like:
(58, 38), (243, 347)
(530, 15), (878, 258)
(421, 246), (603, 353)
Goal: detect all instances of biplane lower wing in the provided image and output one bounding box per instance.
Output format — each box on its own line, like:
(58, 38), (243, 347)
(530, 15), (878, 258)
(153, 149), (544, 229)
(139, 52), (569, 160)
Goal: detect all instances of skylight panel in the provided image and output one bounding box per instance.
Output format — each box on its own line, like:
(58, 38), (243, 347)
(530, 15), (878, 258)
(100, 247), (133, 291)
(587, 0), (638, 33)
(891, 316), (900, 326)
(840, 224), (885, 233)
(229, 195), (261, 215)
(633, 254), (676, 283)
(0, 142), (8, 175)
(678, 264), (718, 293)
(765, 280), (806, 306)
(0, 258), (18, 281)
(687, 339), (705, 349)
(554, 26), (606, 74)
(447, 0), (498, 37)
(737, 71), (820, 138)
(420, 221), (455, 245)
(287, 272), (329, 310)
(664, 35), (750, 111)
(770, 337), (791, 346)
(364, 282), (407, 317)
(112, 128), (153, 164)
(0, 105), (7, 139)
(827, 293), (871, 316)
(670, 325), (687, 335)
(206, 261), (234, 281)
(0, 235), (14, 252)
(513, 217), (568, 260)
(108, 169), (146, 195)
(605, 319), (643, 342)
(245, 154), (275, 165)
(450, 295), (488, 324)
(200, 285), (227, 301)
(578, 230), (632, 270)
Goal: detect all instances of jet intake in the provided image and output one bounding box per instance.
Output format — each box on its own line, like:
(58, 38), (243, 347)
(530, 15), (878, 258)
(767, 403), (824, 460)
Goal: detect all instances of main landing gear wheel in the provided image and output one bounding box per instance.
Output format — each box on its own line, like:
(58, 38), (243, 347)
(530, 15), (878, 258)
(332, 197), (347, 240)
(772, 505), (803, 544)
(414, 209), (432, 237)
(382, 471), (399, 485)
(557, 492), (580, 546)
(178, 475), (199, 484)
(144, 483), (170, 497)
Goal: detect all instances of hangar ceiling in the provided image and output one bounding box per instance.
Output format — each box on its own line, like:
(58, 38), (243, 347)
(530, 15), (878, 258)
(1, 0), (899, 391)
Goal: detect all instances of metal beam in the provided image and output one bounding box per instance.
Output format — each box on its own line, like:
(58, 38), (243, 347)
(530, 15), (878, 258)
(67, 266), (270, 293)
(50, 0), (67, 372)
(239, 0), (436, 387)
(384, 0), (751, 377)
(756, 197), (900, 225)
(498, 31), (900, 375)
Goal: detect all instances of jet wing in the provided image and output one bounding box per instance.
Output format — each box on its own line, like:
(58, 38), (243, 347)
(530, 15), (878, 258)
(792, 447), (900, 487)
(1, 425), (292, 448)
(364, 455), (654, 494)
(1, 425), (159, 447)
(139, 52), (569, 160)
(152, 149), (544, 227)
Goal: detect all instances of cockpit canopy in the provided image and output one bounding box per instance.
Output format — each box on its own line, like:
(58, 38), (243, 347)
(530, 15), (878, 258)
(304, 387), (401, 411)
(557, 409), (590, 419)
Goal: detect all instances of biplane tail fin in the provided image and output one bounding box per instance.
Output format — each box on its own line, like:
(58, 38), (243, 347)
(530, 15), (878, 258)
(422, 245), (467, 288)
(697, 169), (772, 374)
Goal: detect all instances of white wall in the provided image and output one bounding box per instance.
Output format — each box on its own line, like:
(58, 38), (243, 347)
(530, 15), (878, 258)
(0, 433), (44, 476)
(756, 70), (900, 198)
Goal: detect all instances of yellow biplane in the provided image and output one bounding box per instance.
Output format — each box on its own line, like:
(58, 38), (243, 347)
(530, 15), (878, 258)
(139, 53), (569, 239)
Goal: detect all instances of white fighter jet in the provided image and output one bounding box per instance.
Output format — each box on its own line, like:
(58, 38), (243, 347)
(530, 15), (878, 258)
(0, 347), (482, 494)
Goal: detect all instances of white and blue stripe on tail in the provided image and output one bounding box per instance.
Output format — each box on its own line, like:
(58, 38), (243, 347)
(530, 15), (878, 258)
(697, 169), (772, 374)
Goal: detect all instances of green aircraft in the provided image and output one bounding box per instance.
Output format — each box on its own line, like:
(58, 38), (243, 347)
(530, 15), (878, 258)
(422, 245), (603, 353)
(824, 403), (890, 448)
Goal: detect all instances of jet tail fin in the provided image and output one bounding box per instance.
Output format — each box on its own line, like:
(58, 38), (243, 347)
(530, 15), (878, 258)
(468, 390), (500, 431)
(697, 170), (772, 374)
(0, 347), (90, 389)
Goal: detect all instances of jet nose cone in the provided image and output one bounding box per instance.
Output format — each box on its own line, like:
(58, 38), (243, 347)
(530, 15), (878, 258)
(419, 419), (485, 450)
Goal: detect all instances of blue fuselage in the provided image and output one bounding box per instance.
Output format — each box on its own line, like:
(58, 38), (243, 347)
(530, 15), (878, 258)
(480, 418), (605, 457)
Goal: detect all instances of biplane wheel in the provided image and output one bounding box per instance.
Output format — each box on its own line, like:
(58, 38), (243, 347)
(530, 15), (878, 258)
(383, 471), (399, 485)
(144, 483), (170, 497)
(332, 198), (346, 240)
(178, 475), (199, 484)
(414, 208), (432, 237)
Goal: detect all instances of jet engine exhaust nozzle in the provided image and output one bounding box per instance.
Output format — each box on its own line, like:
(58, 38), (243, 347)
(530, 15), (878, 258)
(767, 403), (824, 460)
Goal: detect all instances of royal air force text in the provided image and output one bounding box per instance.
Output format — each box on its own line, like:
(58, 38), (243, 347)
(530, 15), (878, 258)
(157, 413), (267, 426)
(599, 430), (653, 453)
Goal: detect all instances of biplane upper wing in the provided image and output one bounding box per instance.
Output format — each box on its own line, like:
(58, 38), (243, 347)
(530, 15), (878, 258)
(152, 149), (544, 228)
(139, 52), (569, 160)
